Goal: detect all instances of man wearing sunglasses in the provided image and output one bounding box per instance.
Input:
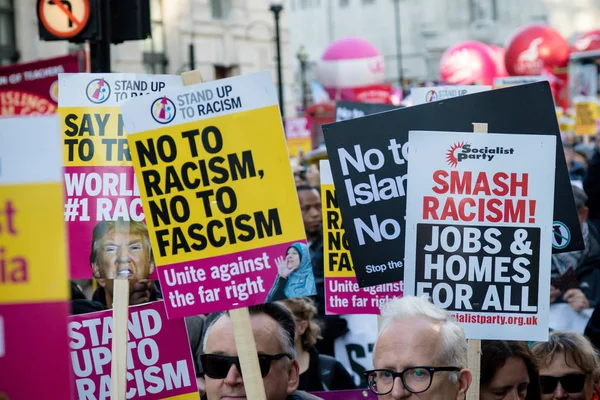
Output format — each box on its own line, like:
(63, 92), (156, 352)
(201, 303), (321, 400)
(532, 331), (600, 399)
(365, 296), (472, 399)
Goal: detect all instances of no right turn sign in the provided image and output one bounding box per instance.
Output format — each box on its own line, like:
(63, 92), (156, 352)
(38, 0), (91, 39)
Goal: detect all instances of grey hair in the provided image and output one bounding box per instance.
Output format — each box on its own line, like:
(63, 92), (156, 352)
(202, 304), (297, 360)
(377, 295), (467, 382)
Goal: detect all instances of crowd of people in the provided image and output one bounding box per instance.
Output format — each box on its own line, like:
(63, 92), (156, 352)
(68, 132), (600, 400)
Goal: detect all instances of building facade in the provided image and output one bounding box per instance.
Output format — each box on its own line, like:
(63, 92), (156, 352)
(5, 0), (297, 116)
(289, 0), (600, 85)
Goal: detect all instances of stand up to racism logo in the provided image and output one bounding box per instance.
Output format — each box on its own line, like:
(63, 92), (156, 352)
(85, 78), (111, 104)
(151, 95), (176, 124)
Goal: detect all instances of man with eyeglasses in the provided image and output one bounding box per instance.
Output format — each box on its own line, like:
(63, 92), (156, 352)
(201, 303), (322, 400)
(532, 330), (600, 399)
(365, 296), (472, 399)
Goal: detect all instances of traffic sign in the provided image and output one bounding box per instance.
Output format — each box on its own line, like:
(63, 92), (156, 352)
(38, 0), (91, 39)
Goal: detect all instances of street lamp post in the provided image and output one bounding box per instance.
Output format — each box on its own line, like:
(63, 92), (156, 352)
(269, 1), (284, 119)
(393, 0), (403, 89)
(296, 46), (309, 112)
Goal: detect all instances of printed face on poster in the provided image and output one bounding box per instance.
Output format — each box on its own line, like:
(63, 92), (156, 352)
(0, 116), (72, 399)
(323, 82), (583, 288)
(58, 73), (183, 280)
(121, 71), (314, 319)
(403, 130), (555, 340)
(320, 160), (402, 315)
(69, 301), (199, 399)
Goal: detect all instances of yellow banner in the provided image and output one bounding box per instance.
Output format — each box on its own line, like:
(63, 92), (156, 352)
(128, 105), (306, 266)
(59, 106), (130, 166)
(574, 100), (598, 136)
(322, 184), (355, 278)
(287, 137), (312, 158)
(0, 183), (68, 304)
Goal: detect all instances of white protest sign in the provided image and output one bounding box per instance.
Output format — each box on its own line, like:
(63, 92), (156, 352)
(411, 85), (491, 105)
(404, 131), (555, 340)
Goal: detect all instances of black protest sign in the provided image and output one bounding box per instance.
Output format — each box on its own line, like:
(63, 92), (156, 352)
(335, 101), (401, 122)
(323, 82), (583, 288)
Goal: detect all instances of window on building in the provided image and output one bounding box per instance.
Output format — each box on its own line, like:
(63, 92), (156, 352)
(141, 0), (167, 74)
(340, 0), (349, 6)
(300, 0), (310, 8)
(211, 0), (231, 19)
(214, 65), (238, 80)
(0, 0), (17, 66)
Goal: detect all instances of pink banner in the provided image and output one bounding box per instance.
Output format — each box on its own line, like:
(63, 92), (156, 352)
(0, 302), (73, 399)
(65, 165), (157, 280)
(68, 301), (198, 399)
(159, 240), (316, 318)
(326, 277), (403, 315)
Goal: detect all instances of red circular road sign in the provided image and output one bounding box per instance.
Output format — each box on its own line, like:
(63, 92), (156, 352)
(38, 0), (91, 39)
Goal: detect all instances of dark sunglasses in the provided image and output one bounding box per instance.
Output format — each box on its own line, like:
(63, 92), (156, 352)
(540, 374), (587, 394)
(200, 353), (292, 379)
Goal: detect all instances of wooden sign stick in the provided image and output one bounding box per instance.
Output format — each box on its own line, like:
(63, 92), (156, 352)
(110, 274), (130, 400)
(180, 69), (267, 400)
(465, 122), (488, 400)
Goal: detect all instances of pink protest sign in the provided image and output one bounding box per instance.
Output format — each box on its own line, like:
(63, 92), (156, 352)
(311, 389), (377, 399)
(58, 73), (183, 279)
(68, 301), (199, 399)
(320, 161), (402, 315)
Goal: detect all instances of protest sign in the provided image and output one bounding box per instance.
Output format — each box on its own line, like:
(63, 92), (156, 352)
(404, 130), (555, 340)
(411, 85), (491, 105)
(58, 73), (183, 279)
(334, 314), (378, 387)
(312, 389), (377, 399)
(493, 76), (547, 89)
(0, 116), (72, 398)
(323, 81), (583, 288)
(321, 160), (402, 314)
(68, 301), (199, 399)
(335, 101), (398, 122)
(121, 71), (313, 318)
(573, 97), (599, 136)
(0, 53), (83, 116)
(284, 117), (312, 157)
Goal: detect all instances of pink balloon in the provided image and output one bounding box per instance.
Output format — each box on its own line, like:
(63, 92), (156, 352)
(486, 44), (508, 78)
(439, 41), (497, 85)
(571, 29), (600, 53)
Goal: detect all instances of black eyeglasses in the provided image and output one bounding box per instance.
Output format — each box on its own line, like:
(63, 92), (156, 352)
(364, 366), (461, 395)
(200, 353), (292, 379)
(540, 374), (587, 394)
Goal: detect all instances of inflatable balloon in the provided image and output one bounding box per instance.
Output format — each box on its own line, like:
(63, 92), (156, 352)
(318, 37), (385, 100)
(439, 41), (497, 85)
(505, 24), (569, 76)
(486, 44), (508, 78)
(571, 29), (600, 53)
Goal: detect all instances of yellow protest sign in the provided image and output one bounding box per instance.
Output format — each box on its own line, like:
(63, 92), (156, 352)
(574, 99), (598, 136)
(58, 73), (183, 279)
(320, 161), (402, 315)
(121, 72), (312, 318)
(0, 116), (72, 399)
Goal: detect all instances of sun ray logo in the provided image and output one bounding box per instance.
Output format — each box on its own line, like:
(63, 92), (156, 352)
(85, 78), (111, 104)
(151, 96), (176, 124)
(446, 141), (467, 167)
(426, 90), (438, 102)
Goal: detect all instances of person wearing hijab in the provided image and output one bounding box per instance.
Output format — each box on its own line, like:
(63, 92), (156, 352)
(266, 243), (316, 302)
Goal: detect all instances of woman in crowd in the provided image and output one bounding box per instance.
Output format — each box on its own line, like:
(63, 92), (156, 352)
(532, 331), (600, 400)
(480, 340), (541, 400)
(280, 297), (356, 392)
(267, 243), (316, 301)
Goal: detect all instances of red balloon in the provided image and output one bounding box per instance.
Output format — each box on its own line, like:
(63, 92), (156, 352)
(439, 41), (497, 85)
(486, 44), (508, 77)
(505, 25), (569, 76)
(571, 29), (600, 53)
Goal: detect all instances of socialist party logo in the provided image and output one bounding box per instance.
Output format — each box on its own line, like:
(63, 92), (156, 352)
(151, 96), (176, 124)
(446, 141), (515, 167)
(86, 78), (111, 104)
